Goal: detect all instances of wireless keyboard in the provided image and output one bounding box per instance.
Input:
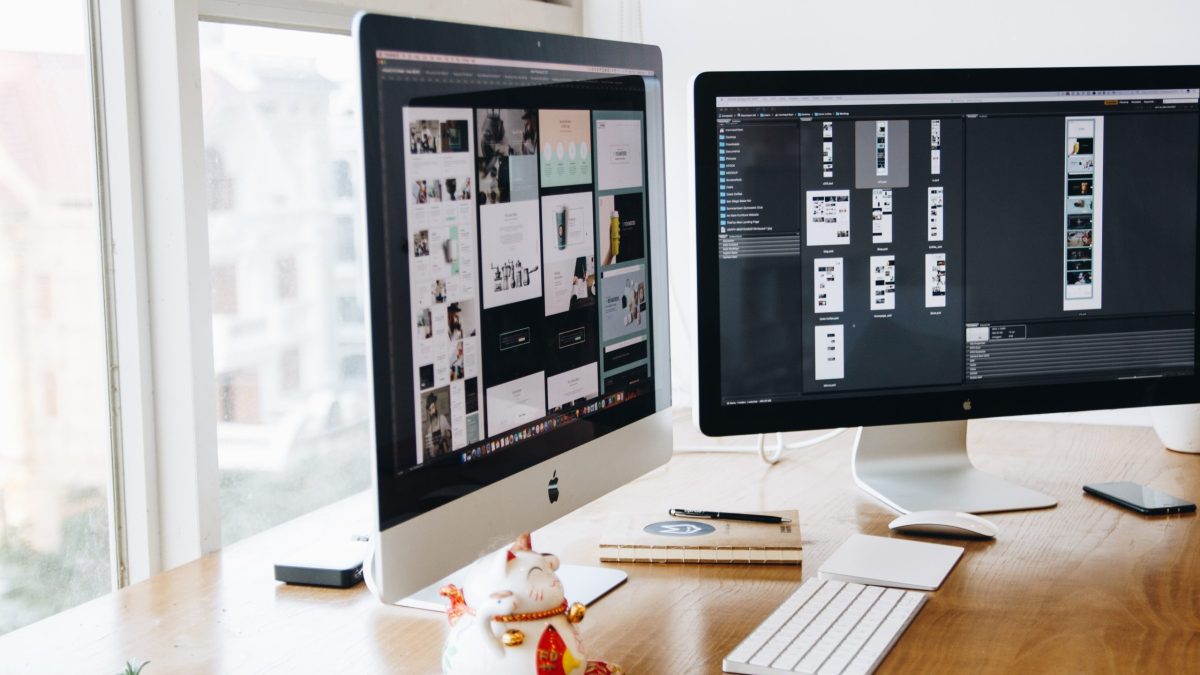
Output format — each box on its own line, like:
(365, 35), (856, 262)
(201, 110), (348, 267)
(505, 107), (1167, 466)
(723, 577), (926, 675)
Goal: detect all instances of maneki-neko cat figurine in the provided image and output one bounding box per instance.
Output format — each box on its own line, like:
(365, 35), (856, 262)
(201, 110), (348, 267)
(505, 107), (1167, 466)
(440, 533), (622, 675)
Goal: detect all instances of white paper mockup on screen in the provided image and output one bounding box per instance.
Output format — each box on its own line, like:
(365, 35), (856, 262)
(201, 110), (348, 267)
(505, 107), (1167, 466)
(814, 324), (844, 380)
(806, 190), (851, 246)
(870, 255), (896, 311)
(479, 200), (542, 309)
(485, 371), (547, 436)
(540, 190), (595, 316)
(872, 188), (893, 244)
(595, 117), (643, 190)
(925, 253), (947, 308)
(547, 362), (599, 410)
(814, 257), (844, 314)
(928, 187), (944, 241)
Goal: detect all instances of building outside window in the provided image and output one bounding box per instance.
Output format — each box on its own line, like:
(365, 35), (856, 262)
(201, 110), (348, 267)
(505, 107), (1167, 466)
(201, 22), (370, 545)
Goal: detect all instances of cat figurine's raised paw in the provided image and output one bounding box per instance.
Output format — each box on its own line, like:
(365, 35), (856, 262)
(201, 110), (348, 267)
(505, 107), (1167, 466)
(440, 533), (622, 675)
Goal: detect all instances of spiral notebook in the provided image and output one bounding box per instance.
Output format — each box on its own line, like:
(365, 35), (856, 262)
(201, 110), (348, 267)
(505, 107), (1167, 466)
(597, 510), (802, 564)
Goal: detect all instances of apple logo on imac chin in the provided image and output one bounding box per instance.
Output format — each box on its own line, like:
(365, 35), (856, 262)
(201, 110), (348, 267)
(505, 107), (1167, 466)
(548, 470), (560, 504)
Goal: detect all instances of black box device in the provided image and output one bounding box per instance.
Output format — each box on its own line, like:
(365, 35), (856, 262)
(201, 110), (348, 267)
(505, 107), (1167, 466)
(274, 540), (367, 588)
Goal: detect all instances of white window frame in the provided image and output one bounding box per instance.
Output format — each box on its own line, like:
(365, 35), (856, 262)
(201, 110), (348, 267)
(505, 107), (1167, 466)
(92, 0), (581, 582)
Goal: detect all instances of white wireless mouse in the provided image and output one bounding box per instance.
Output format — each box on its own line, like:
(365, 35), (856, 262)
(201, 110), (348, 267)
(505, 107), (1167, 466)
(888, 510), (998, 539)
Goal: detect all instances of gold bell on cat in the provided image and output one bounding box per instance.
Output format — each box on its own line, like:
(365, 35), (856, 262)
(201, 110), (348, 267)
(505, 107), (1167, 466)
(502, 629), (524, 647)
(566, 602), (586, 624)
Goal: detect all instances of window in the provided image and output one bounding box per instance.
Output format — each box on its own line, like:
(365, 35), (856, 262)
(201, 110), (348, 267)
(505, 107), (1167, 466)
(201, 22), (370, 545)
(206, 148), (235, 211)
(35, 276), (52, 320)
(337, 295), (363, 324)
(333, 160), (353, 199)
(0, 0), (114, 636)
(211, 264), (239, 314)
(280, 347), (301, 392)
(341, 354), (367, 380)
(335, 216), (356, 262)
(217, 370), (261, 424)
(276, 256), (298, 300)
(43, 373), (58, 418)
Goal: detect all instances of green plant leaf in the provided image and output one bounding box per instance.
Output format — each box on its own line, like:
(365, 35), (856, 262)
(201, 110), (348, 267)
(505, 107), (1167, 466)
(120, 659), (149, 675)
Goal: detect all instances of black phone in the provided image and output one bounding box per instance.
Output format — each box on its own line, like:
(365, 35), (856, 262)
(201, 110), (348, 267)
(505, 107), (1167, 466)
(1083, 481), (1196, 515)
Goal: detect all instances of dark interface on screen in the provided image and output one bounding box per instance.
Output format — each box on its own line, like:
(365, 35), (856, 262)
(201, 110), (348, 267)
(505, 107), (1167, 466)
(714, 88), (1199, 406)
(373, 50), (657, 472)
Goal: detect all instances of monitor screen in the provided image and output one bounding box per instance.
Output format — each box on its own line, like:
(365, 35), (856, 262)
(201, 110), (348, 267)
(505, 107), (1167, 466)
(695, 69), (1200, 431)
(364, 45), (661, 528)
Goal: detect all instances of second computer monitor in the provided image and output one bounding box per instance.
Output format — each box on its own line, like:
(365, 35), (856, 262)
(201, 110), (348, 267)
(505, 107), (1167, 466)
(694, 67), (1200, 512)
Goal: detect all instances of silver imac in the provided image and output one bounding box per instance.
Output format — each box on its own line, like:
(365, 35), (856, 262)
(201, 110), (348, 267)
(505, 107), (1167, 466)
(354, 13), (672, 606)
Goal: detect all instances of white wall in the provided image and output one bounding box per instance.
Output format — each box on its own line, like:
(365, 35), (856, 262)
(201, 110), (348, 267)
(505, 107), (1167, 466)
(586, 0), (1200, 424)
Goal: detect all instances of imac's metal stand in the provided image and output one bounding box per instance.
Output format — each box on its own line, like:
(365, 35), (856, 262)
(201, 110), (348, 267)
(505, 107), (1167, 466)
(851, 420), (1057, 514)
(397, 564), (627, 612)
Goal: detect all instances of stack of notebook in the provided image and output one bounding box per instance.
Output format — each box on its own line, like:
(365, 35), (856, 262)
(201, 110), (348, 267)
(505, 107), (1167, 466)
(598, 510), (802, 564)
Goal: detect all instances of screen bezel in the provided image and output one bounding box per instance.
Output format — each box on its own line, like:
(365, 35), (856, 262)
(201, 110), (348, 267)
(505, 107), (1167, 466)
(357, 14), (667, 530)
(693, 65), (1200, 436)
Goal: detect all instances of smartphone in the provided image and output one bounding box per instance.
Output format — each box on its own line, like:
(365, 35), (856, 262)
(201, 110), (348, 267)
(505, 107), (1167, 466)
(1083, 481), (1196, 515)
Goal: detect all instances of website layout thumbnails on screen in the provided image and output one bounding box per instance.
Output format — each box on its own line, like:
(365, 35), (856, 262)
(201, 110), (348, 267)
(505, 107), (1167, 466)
(396, 82), (653, 471)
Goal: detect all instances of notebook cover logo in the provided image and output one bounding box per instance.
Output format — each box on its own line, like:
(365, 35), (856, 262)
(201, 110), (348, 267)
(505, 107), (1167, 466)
(644, 521), (716, 537)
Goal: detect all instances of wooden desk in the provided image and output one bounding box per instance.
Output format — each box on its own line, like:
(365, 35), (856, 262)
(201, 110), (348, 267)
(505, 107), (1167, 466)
(2, 416), (1199, 673)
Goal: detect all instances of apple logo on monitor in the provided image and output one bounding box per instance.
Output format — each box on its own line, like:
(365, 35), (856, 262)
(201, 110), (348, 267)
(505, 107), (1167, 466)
(548, 470), (560, 504)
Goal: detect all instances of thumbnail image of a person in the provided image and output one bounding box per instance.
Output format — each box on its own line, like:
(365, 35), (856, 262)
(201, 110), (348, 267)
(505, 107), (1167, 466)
(450, 342), (464, 381)
(602, 210), (621, 266)
(423, 393), (452, 457)
(447, 303), (463, 340)
(480, 167), (500, 204)
(520, 110), (537, 155)
(421, 126), (436, 153)
(623, 279), (635, 325)
(433, 279), (447, 303)
(481, 109), (507, 156)
(568, 257), (593, 310)
(446, 178), (457, 201)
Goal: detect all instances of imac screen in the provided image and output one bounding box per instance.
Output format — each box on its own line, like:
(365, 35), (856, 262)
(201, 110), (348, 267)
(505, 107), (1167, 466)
(366, 47), (660, 525)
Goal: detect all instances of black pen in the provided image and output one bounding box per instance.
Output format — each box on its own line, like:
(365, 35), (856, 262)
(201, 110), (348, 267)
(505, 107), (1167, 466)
(669, 508), (792, 524)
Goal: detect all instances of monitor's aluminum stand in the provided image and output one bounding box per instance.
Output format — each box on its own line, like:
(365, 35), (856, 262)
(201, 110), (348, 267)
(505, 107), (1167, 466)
(852, 420), (1057, 514)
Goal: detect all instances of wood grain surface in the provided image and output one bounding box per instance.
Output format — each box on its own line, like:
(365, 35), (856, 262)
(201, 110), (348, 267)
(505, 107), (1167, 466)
(2, 413), (1198, 673)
